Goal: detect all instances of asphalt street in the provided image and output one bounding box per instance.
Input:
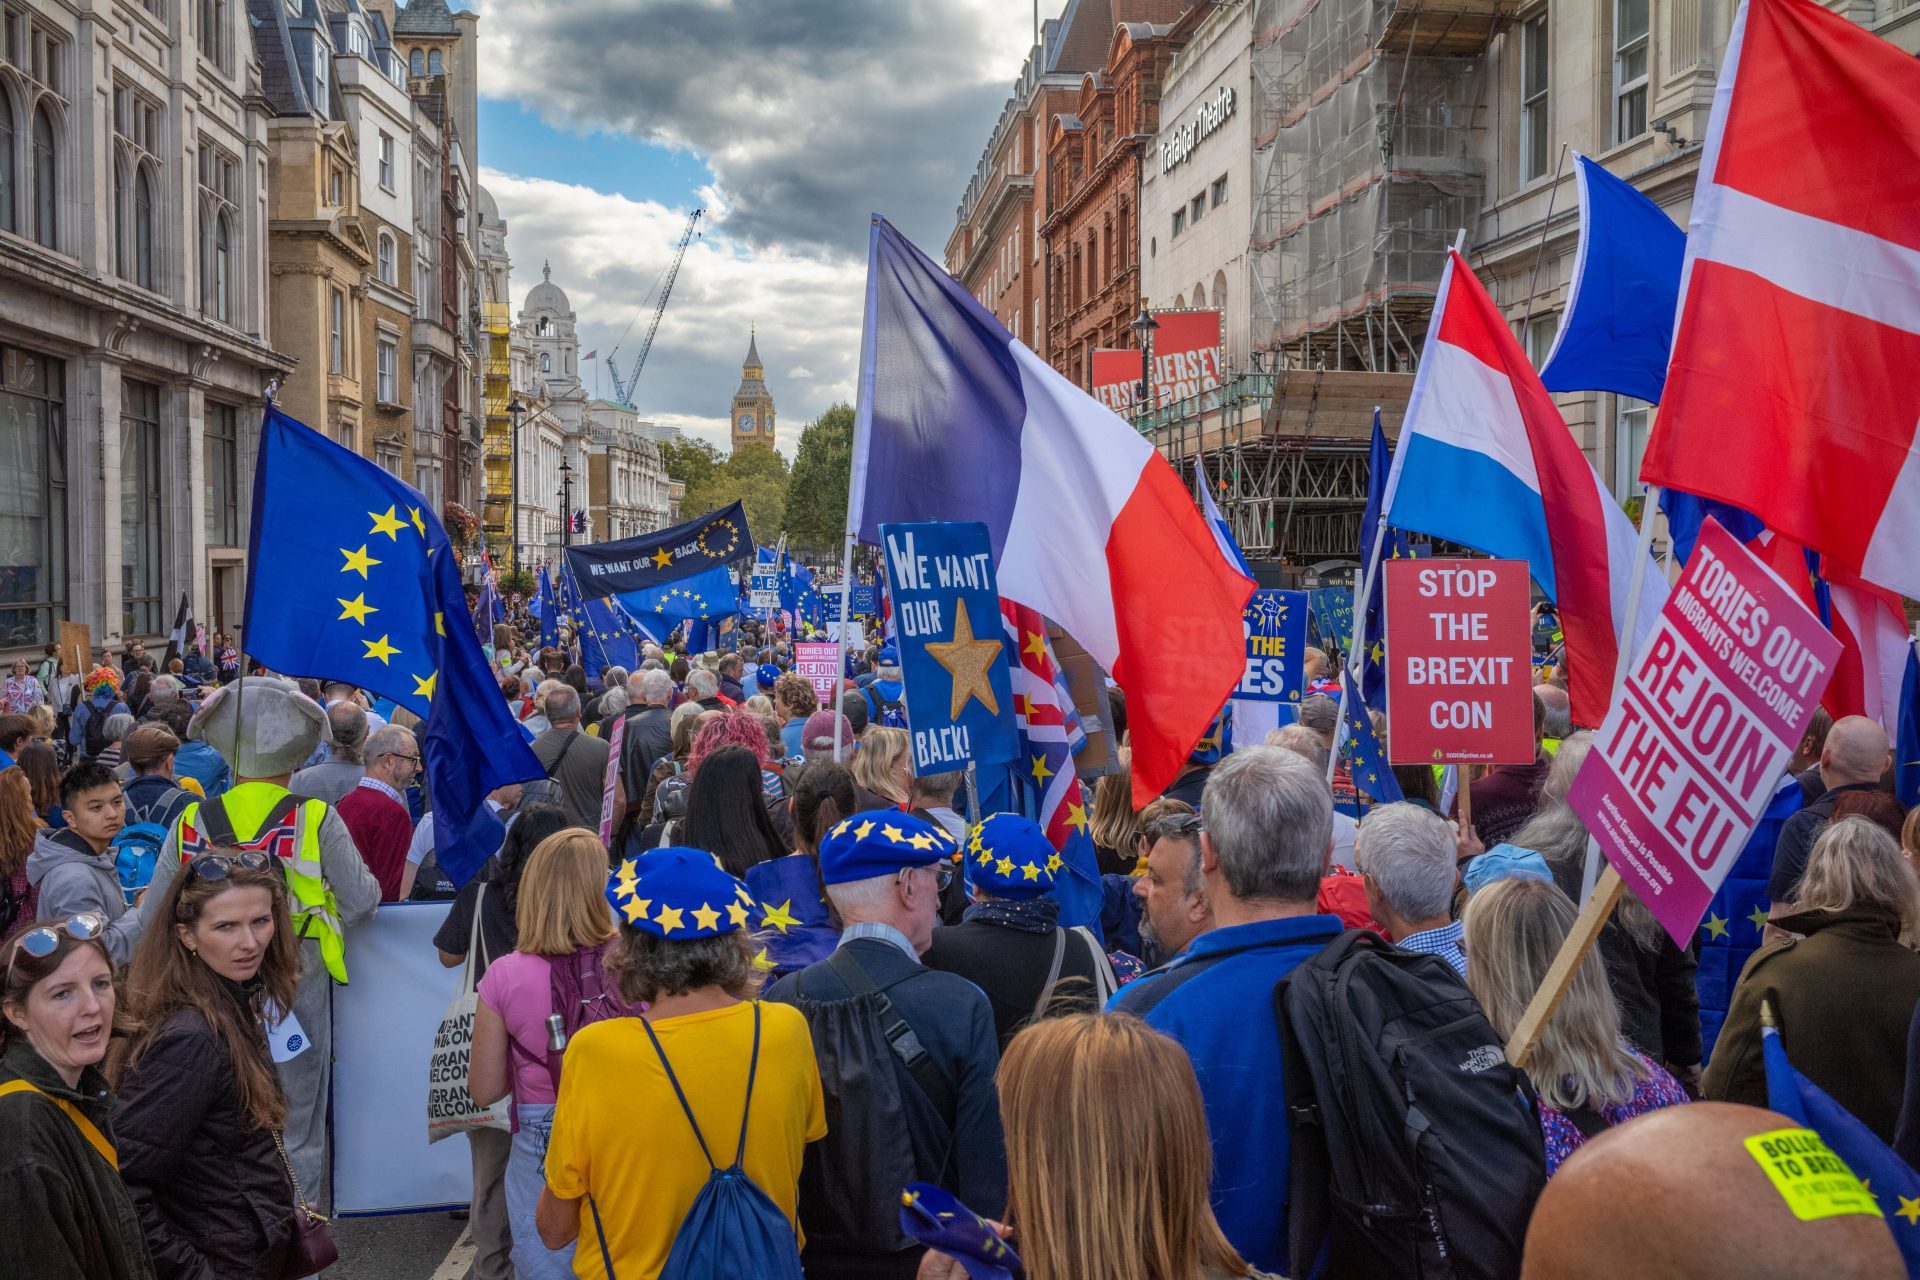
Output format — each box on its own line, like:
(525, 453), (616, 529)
(327, 1210), (473, 1280)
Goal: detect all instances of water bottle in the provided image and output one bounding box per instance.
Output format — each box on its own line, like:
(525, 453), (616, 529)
(546, 1014), (567, 1053)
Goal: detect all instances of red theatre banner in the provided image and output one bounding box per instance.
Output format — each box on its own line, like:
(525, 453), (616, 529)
(1087, 310), (1223, 413)
(1568, 519), (1839, 946)
(1385, 560), (1535, 765)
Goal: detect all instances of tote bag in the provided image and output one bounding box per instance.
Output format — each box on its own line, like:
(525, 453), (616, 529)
(427, 884), (514, 1142)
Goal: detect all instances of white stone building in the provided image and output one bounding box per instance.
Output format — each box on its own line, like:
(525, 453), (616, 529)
(585, 398), (674, 541)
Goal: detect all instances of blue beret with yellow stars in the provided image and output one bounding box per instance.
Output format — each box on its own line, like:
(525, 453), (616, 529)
(965, 813), (1061, 900)
(818, 810), (957, 886)
(606, 847), (756, 939)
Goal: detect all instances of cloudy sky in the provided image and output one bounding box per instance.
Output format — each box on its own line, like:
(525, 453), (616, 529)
(461, 0), (1038, 455)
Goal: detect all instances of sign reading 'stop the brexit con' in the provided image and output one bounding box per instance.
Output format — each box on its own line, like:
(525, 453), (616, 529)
(1385, 560), (1534, 765)
(878, 521), (1018, 777)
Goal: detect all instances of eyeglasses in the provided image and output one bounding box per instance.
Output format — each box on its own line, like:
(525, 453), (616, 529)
(6, 913), (105, 982)
(902, 863), (955, 892)
(187, 851), (275, 881)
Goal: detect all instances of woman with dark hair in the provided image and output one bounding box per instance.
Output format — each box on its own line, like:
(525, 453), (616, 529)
(745, 762), (853, 976)
(17, 743), (64, 828)
(111, 852), (307, 1278)
(0, 912), (153, 1278)
(562, 664), (590, 701)
(434, 804), (576, 974)
(0, 768), (44, 934)
(680, 745), (787, 878)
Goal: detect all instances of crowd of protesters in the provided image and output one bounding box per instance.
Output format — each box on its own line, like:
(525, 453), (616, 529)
(1, 606), (1916, 1280)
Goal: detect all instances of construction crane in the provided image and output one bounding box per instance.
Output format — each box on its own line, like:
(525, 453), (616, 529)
(606, 207), (703, 408)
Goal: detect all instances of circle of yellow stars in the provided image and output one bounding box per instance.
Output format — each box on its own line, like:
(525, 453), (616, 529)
(964, 815), (1063, 886)
(610, 857), (756, 940)
(696, 517), (740, 561)
(662, 584), (711, 619)
(335, 504), (439, 704)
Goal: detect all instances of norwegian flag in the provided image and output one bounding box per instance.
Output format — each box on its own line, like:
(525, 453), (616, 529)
(1001, 598), (1100, 926)
(1644, 0), (1920, 598)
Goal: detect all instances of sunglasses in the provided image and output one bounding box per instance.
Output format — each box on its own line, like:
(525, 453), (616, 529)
(6, 913), (106, 982)
(187, 851), (275, 881)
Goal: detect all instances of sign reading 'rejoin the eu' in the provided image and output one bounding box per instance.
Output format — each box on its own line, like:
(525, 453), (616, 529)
(878, 521), (1019, 777)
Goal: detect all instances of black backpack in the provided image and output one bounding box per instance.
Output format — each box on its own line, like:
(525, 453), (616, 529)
(83, 697), (114, 759)
(1275, 929), (1546, 1280)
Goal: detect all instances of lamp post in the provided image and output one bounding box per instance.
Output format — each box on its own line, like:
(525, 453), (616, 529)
(558, 456), (575, 550)
(508, 397), (525, 575)
(1129, 307), (1159, 422)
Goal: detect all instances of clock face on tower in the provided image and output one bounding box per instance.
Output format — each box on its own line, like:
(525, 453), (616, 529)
(737, 412), (755, 433)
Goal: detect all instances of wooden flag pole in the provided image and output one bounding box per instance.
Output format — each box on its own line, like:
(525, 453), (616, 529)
(1455, 773), (1472, 840)
(1507, 866), (1625, 1068)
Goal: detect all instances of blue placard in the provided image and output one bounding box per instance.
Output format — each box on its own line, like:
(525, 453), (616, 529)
(878, 521), (1020, 776)
(848, 584), (879, 616)
(1310, 586), (1355, 650)
(1239, 589), (1309, 703)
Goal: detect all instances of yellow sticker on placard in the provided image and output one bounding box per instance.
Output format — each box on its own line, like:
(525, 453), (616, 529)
(1744, 1128), (1883, 1221)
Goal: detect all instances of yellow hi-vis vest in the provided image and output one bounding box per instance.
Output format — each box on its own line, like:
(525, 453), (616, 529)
(176, 782), (349, 984)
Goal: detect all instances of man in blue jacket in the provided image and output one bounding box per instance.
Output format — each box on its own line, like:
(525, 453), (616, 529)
(1112, 746), (1343, 1274)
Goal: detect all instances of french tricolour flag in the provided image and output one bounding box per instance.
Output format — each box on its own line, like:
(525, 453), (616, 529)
(1384, 249), (1668, 729)
(848, 217), (1255, 804)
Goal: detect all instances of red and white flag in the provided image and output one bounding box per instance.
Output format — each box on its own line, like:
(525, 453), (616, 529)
(1643, 0), (1920, 597)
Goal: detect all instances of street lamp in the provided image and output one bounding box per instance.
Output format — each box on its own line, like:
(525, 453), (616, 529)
(1129, 307), (1159, 420)
(559, 456), (575, 550)
(508, 397), (525, 574)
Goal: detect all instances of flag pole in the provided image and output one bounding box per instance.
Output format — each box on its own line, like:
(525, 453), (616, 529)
(834, 216), (884, 764)
(1517, 144), (1571, 350)
(1507, 483), (1664, 1069)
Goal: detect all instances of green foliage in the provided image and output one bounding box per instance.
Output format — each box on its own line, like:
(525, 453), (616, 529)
(657, 437), (724, 494)
(498, 568), (536, 599)
(782, 404), (853, 555)
(681, 440), (789, 545)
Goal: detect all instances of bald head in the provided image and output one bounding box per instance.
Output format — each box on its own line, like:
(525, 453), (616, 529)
(1535, 682), (1571, 737)
(1524, 1102), (1902, 1280)
(1822, 716), (1892, 790)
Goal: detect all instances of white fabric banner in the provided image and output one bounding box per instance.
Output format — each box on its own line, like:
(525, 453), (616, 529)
(332, 901), (474, 1214)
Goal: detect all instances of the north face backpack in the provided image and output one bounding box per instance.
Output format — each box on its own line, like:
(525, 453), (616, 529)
(111, 823), (170, 906)
(1276, 929), (1546, 1280)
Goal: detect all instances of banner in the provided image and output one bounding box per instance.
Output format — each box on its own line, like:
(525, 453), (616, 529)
(1385, 560), (1534, 764)
(564, 500), (751, 596)
(333, 903), (471, 1214)
(1311, 586), (1356, 651)
(1237, 589), (1309, 703)
(879, 521), (1020, 776)
(749, 569), (780, 610)
(1090, 349), (1142, 414)
(848, 584), (879, 616)
(1087, 311), (1222, 413)
(1569, 519), (1840, 946)
(793, 641), (842, 707)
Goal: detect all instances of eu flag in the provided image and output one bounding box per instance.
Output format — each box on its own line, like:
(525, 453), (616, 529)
(1340, 669), (1403, 813)
(244, 406), (544, 885)
(536, 564), (558, 650)
(573, 578), (640, 674)
(1357, 409), (1409, 712)
(616, 563), (740, 639)
(1898, 641), (1920, 812)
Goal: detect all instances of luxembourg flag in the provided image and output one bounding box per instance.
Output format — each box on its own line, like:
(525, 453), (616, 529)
(1384, 249), (1667, 729)
(849, 216), (1255, 804)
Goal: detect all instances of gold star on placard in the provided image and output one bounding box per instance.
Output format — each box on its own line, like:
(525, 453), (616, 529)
(337, 594), (376, 624)
(652, 547), (674, 570)
(1701, 914), (1729, 940)
(925, 598), (1003, 719)
(368, 506), (407, 540)
(760, 900), (799, 933)
(362, 635), (400, 664)
(726, 900), (750, 928)
(341, 545), (380, 578)
(691, 903), (722, 932)
(654, 905), (686, 935)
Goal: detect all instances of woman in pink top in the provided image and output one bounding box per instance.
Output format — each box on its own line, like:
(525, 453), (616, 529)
(471, 829), (627, 1280)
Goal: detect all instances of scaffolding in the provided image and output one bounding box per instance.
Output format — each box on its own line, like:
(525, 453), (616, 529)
(482, 302), (513, 540)
(1249, 0), (1507, 371)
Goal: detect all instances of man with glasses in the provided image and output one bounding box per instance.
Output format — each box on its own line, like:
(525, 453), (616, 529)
(335, 723), (422, 902)
(766, 811), (1005, 1278)
(1133, 809), (1216, 968)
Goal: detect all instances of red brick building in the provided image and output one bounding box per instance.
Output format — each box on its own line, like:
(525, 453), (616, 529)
(1042, 7), (1204, 388)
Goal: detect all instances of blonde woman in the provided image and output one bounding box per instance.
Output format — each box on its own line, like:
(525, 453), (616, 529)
(469, 830), (630, 1280)
(853, 725), (912, 810)
(1704, 816), (1920, 1143)
(1088, 748), (1142, 875)
(917, 1013), (1274, 1280)
(1463, 876), (1688, 1174)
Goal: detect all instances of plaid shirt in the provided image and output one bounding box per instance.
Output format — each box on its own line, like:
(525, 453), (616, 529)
(1397, 920), (1467, 977)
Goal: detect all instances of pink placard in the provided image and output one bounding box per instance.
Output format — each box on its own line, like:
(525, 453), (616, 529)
(793, 642), (841, 708)
(1567, 519), (1841, 945)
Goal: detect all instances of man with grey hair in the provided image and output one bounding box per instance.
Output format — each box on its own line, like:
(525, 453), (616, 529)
(1536, 681), (1573, 753)
(583, 664), (628, 724)
(531, 683), (612, 829)
(1355, 803), (1464, 975)
(606, 667), (675, 810)
(1111, 746), (1342, 1273)
(1768, 714), (1894, 907)
(335, 723), (420, 901)
(141, 673), (185, 721)
(686, 666), (724, 710)
(1133, 810), (1214, 963)
(290, 701), (370, 804)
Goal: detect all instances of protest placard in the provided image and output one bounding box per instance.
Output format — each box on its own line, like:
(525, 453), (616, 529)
(793, 641), (841, 707)
(749, 570), (780, 610)
(1237, 589), (1309, 703)
(1385, 559), (1534, 764)
(879, 520), (1019, 776)
(1567, 518), (1840, 945)
(849, 584), (879, 616)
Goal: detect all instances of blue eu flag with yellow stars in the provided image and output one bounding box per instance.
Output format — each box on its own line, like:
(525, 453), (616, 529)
(1339, 669), (1403, 814)
(244, 406), (545, 886)
(1358, 409), (1409, 712)
(617, 563), (739, 638)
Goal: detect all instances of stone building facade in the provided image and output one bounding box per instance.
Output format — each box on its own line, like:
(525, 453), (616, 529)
(585, 398), (674, 542)
(0, 0), (294, 654)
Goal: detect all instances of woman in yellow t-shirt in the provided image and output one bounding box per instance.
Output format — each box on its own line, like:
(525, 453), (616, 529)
(536, 846), (826, 1279)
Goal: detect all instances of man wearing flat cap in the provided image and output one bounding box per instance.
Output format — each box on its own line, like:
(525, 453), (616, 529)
(766, 811), (1005, 1279)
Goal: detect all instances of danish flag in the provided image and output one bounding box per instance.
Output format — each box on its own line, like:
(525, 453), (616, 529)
(1643, 0), (1920, 597)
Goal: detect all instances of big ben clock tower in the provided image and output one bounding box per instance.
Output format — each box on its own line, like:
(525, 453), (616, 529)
(729, 328), (776, 452)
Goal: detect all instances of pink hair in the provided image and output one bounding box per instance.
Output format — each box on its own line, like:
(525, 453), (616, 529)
(687, 709), (770, 776)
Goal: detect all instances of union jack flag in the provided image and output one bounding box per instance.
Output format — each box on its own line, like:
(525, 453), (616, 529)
(1000, 599), (1100, 926)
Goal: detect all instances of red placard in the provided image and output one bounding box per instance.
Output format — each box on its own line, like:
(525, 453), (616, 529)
(1385, 559), (1536, 765)
(1087, 311), (1223, 413)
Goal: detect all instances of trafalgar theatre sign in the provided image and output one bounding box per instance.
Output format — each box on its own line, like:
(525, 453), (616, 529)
(1162, 84), (1236, 174)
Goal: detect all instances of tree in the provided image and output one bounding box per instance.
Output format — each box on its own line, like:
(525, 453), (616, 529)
(657, 437), (723, 496)
(783, 403), (853, 555)
(682, 442), (789, 545)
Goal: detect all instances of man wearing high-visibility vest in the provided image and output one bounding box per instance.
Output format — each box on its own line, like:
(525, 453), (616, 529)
(134, 676), (379, 1213)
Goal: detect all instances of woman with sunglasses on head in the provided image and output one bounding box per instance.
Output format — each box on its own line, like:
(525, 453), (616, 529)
(0, 912), (154, 1279)
(108, 851), (307, 1280)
